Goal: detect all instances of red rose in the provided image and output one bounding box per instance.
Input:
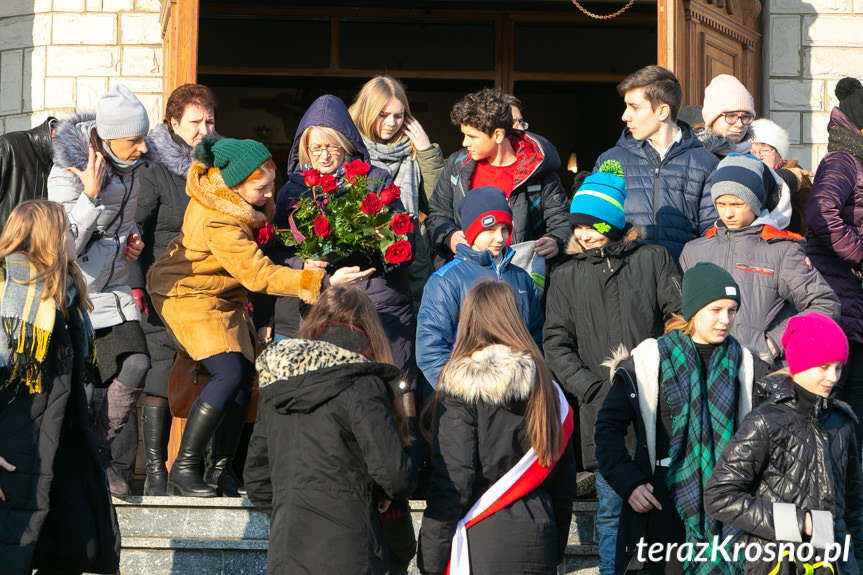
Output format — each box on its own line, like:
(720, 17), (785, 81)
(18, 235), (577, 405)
(390, 213), (413, 235)
(313, 215), (331, 237)
(256, 223), (274, 245)
(384, 240), (412, 264)
(344, 159), (371, 181)
(379, 184), (401, 205)
(360, 193), (383, 215)
(320, 175), (338, 194)
(302, 169), (321, 188)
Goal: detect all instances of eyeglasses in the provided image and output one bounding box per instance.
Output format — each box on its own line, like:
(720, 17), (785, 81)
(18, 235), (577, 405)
(721, 112), (754, 126)
(307, 145), (343, 156)
(514, 118), (529, 130)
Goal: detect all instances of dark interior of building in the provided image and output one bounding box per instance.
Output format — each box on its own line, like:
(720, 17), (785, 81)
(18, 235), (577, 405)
(196, 0), (657, 192)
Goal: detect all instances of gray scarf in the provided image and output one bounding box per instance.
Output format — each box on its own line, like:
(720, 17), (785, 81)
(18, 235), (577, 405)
(362, 135), (420, 216)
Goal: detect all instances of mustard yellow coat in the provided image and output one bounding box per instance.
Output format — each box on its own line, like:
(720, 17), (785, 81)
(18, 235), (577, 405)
(147, 161), (324, 362)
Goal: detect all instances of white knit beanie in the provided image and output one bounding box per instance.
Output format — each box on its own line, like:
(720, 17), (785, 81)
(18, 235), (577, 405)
(96, 84), (149, 140)
(702, 74), (756, 130)
(750, 118), (790, 160)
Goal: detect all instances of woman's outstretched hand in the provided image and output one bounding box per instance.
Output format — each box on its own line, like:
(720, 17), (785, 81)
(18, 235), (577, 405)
(330, 266), (374, 286)
(0, 456), (16, 501)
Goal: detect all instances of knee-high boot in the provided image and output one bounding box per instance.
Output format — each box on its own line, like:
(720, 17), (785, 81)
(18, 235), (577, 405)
(141, 404), (173, 496)
(168, 398), (223, 497)
(205, 403), (249, 497)
(93, 379), (143, 496)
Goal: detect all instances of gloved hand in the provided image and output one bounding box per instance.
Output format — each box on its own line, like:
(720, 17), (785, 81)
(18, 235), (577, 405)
(132, 288), (149, 314)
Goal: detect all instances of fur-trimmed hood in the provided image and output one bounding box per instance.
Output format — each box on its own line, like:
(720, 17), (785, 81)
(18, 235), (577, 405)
(52, 112), (158, 172)
(438, 345), (535, 406)
(565, 224), (645, 257)
(256, 338), (404, 414)
(186, 160), (272, 227)
(147, 123), (219, 178)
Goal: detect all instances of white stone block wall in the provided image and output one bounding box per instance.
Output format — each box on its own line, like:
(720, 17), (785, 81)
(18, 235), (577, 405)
(0, 0), (163, 135)
(767, 0), (863, 170)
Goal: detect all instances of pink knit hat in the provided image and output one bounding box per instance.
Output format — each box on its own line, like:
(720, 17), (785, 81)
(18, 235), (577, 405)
(702, 74), (756, 130)
(781, 312), (849, 375)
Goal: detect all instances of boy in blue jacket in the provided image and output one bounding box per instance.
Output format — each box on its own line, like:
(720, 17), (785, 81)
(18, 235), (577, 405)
(417, 186), (544, 389)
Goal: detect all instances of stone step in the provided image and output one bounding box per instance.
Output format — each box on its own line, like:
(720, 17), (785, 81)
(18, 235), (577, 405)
(111, 496), (600, 575)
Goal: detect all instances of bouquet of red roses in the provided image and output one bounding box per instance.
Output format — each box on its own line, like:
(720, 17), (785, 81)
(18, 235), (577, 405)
(277, 159), (413, 265)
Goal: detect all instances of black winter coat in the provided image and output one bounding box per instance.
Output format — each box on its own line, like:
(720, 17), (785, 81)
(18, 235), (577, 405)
(419, 345), (577, 575)
(704, 375), (863, 575)
(0, 117), (55, 230)
(426, 131), (572, 269)
(244, 338), (416, 575)
(0, 310), (120, 575)
(544, 226), (681, 470)
(129, 123), (195, 396)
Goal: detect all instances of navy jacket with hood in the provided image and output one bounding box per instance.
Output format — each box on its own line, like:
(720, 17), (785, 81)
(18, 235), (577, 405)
(594, 121), (719, 264)
(257, 95), (416, 385)
(416, 243), (544, 389)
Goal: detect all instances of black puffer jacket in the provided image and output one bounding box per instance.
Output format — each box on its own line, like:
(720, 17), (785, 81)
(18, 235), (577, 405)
(129, 123), (196, 396)
(0, 117), (55, 230)
(0, 309), (120, 575)
(704, 375), (863, 575)
(426, 131), (571, 268)
(544, 225), (681, 470)
(244, 338), (416, 575)
(418, 345), (577, 575)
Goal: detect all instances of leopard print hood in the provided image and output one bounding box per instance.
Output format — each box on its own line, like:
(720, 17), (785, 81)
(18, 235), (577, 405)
(255, 338), (403, 413)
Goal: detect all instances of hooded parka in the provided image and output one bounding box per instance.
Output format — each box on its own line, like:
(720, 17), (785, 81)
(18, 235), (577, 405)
(425, 131), (572, 268)
(146, 161), (325, 363)
(681, 223), (840, 364)
(48, 112), (157, 330)
(806, 107), (863, 344)
(704, 375), (863, 575)
(418, 345), (577, 575)
(543, 226), (681, 470)
(593, 121), (719, 264)
(243, 338), (416, 575)
(0, 310), (120, 575)
(0, 116), (56, 230)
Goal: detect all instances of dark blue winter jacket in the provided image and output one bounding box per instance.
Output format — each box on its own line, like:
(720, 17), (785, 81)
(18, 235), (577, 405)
(594, 121), (719, 263)
(416, 243), (544, 388)
(257, 95), (416, 385)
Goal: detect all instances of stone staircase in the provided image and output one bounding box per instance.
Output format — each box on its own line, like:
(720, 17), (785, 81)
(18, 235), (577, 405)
(111, 496), (599, 575)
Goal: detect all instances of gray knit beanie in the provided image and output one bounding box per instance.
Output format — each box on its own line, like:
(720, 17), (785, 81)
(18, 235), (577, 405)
(96, 84), (149, 140)
(710, 154), (767, 215)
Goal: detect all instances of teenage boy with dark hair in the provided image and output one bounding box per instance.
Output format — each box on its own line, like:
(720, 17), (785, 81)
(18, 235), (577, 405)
(426, 87), (571, 269)
(594, 65), (719, 264)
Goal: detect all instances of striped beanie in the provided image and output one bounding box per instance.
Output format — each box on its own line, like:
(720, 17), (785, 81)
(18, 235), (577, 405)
(709, 154), (768, 215)
(569, 160), (627, 240)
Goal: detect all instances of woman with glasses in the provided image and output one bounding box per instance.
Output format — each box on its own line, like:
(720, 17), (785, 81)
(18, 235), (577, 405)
(349, 77), (444, 314)
(693, 74), (756, 158)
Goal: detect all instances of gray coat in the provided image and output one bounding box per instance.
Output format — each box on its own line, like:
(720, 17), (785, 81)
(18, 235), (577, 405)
(680, 222), (840, 363)
(48, 112), (156, 329)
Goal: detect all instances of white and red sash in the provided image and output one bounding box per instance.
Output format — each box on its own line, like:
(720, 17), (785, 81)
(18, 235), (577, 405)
(446, 381), (574, 575)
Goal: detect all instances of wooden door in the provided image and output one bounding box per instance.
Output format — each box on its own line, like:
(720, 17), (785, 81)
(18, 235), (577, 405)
(160, 0), (199, 103)
(658, 0), (762, 108)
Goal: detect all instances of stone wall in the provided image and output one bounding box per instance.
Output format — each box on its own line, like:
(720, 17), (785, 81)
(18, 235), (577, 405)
(0, 0), (163, 135)
(767, 0), (863, 170)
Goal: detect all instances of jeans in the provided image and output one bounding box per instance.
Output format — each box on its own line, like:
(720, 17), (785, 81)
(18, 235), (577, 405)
(594, 470), (623, 575)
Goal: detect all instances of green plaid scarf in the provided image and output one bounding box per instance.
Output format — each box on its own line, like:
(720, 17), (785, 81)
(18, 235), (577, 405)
(658, 330), (743, 575)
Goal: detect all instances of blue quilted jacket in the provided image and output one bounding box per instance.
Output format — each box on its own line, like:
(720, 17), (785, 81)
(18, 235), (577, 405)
(594, 121), (719, 263)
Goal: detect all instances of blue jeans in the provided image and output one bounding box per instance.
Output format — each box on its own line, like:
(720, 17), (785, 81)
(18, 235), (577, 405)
(595, 470), (623, 575)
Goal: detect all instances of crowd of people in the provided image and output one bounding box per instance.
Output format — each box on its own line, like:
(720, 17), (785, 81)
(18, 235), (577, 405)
(1, 66), (863, 575)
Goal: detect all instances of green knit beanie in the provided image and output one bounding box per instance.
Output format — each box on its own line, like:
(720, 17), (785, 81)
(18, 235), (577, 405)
(195, 134), (272, 188)
(681, 262), (741, 321)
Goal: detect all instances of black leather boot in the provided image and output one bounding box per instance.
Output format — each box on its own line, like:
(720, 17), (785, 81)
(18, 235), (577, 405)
(205, 403), (249, 497)
(167, 398), (223, 497)
(142, 404), (172, 496)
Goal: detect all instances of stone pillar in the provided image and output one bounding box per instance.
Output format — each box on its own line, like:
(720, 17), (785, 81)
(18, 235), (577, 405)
(766, 0), (863, 170)
(0, 0), (163, 135)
